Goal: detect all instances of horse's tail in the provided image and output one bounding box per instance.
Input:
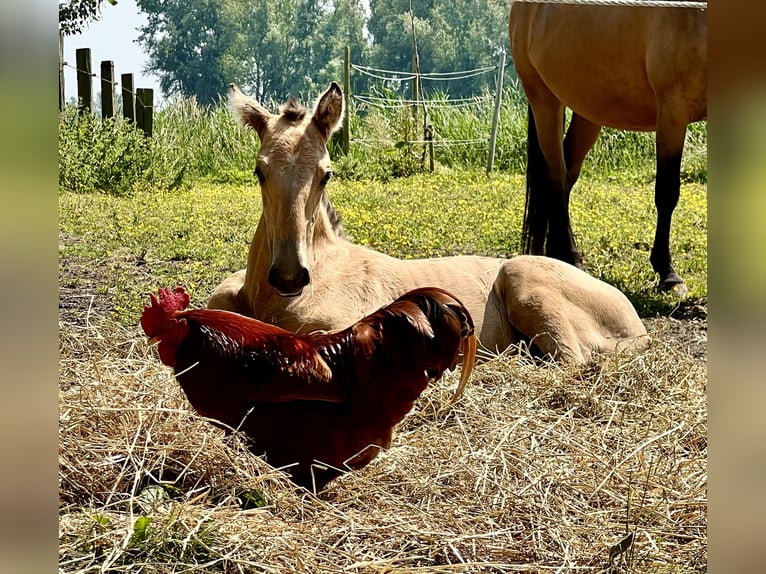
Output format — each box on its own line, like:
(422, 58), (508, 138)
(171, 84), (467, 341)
(521, 102), (548, 255)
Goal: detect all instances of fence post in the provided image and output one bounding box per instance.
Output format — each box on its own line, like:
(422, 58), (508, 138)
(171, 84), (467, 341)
(486, 50), (506, 174)
(76, 48), (93, 113)
(100, 60), (116, 120)
(121, 74), (135, 122)
(342, 46), (350, 155)
(59, 31), (65, 111)
(411, 52), (420, 119)
(425, 112), (434, 173)
(136, 88), (154, 137)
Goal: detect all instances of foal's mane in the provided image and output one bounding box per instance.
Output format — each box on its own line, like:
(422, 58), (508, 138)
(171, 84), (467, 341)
(322, 193), (345, 238)
(280, 98), (308, 124)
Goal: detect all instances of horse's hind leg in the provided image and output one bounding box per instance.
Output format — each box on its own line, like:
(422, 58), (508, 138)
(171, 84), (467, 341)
(526, 97), (583, 267)
(564, 113), (601, 192)
(651, 103), (689, 296)
(523, 104), (549, 255)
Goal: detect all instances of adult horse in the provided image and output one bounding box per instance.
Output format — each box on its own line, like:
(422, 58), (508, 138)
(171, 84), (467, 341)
(208, 82), (648, 364)
(509, 0), (707, 296)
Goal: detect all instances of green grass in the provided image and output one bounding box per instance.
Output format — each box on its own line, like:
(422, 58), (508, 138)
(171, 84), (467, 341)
(59, 170), (706, 327)
(59, 90), (706, 325)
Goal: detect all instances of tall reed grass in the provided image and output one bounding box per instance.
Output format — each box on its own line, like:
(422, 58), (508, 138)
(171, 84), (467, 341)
(58, 87), (707, 194)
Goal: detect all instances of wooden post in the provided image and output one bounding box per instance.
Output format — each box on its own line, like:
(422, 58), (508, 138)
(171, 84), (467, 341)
(121, 74), (135, 122)
(425, 112), (434, 173)
(410, 51), (420, 165)
(411, 51), (420, 118)
(486, 51), (506, 174)
(59, 31), (65, 111)
(76, 48), (93, 113)
(100, 60), (116, 120)
(341, 46), (350, 155)
(136, 88), (154, 137)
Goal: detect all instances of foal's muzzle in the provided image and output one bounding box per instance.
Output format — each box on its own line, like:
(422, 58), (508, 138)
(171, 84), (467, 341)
(268, 265), (311, 297)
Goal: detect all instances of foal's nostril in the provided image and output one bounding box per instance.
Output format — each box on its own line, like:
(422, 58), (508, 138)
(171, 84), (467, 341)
(268, 265), (311, 296)
(297, 267), (310, 289)
(267, 266), (279, 289)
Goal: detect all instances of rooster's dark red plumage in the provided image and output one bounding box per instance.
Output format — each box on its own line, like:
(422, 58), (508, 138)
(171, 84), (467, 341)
(141, 286), (476, 490)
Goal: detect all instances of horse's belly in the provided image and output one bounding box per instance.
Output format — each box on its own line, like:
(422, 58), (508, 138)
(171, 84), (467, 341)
(550, 85), (658, 131)
(514, 4), (705, 131)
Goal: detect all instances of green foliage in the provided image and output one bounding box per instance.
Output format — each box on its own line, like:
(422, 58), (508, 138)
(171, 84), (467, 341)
(58, 99), (258, 194)
(367, 0), (512, 98)
(136, 0), (370, 103)
(136, 0), (250, 104)
(111, 508), (221, 566)
(58, 107), (154, 195)
(59, 0), (117, 36)
(151, 95), (257, 184)
(237, 488), (269, 510)
(331, 173), (524, 259)
(132, 0), (513, 103)
(681, 121), (708, 183)
(335, 82), (708, 183)
(130, 516), (153, 546)
(60, 182), (260, 320)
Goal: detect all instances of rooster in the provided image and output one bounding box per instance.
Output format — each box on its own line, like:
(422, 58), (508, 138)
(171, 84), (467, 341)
(141, 286), (477, 491)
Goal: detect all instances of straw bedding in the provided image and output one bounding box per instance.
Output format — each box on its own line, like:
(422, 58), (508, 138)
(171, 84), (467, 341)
(59, 315), (706, 573)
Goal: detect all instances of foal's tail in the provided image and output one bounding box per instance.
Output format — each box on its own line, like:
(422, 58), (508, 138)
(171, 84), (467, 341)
(521, 103), (548, 255)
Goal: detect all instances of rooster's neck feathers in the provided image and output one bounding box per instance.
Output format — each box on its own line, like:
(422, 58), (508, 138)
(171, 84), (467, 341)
(181, 309), (334, 377)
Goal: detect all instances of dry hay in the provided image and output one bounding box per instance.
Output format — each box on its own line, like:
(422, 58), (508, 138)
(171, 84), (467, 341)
(59, 318), (706, 573)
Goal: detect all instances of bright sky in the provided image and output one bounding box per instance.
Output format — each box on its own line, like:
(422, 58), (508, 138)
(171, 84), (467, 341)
(62, 0), (163, 105)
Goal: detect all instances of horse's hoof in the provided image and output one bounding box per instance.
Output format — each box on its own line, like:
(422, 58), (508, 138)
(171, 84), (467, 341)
(659, 280), (688, 299)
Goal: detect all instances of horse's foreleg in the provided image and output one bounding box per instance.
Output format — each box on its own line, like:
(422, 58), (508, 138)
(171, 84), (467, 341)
(207, 269), (249, 313)
(651, 107), (689, 296)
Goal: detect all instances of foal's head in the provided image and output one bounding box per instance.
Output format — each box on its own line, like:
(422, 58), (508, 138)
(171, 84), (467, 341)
(230, 83), (344, 297)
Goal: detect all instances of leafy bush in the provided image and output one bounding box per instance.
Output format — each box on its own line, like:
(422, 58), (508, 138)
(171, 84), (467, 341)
(58, 97), (259, 195)
(58, 106), (154, 195)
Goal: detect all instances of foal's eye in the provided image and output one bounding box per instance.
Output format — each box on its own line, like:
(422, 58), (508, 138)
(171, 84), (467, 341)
(320, 170), (332, 186)
(254, 166), (265, 185)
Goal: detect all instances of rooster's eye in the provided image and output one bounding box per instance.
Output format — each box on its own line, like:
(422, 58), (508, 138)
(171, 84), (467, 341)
(254, 166), (265, 185)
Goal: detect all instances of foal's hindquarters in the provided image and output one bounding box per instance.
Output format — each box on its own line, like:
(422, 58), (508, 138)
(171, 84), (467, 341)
(488, 255), (648, 363)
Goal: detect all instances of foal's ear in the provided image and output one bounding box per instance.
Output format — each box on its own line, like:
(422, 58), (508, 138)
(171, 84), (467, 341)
(228, 83), (272, 140)
(312, 82), (344, 140)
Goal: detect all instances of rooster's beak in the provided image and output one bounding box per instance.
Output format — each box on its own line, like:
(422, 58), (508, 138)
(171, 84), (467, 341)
(147, 336), (160, 346)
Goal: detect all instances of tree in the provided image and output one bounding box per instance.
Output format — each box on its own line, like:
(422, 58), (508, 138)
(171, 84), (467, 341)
(366, 0), (511, 98)
(313, 0), (371, 94)
(136, 0), (248, 104)
(135, 0), (369, 104)
(134, 0), (509, 104)
(59, 0), (118, 36)
(238, 0), (328, 102)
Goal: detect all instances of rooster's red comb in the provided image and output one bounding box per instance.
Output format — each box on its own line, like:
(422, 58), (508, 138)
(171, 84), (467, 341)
(155, 286), (190, 311)
(140, 286), (191, 338)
